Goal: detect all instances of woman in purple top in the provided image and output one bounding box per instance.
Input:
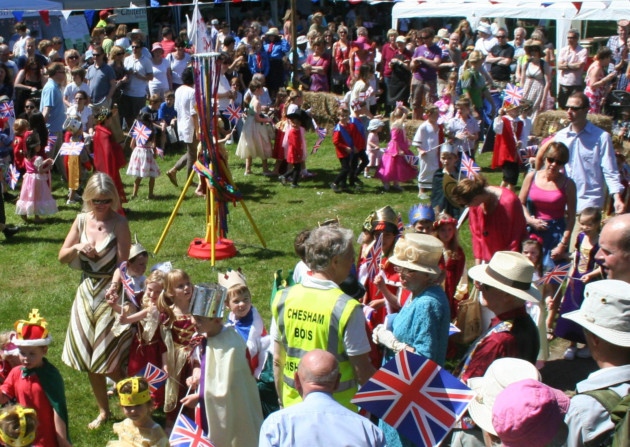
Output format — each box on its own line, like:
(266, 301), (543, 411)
(306, 37), (331, 92)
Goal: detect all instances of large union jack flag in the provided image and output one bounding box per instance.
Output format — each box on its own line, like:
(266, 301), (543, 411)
(58, 141), (84, 156)
(6, 164), (19, 190)
(365, 233), (383, 283)
(352, 351), (474, 447)
(131, 122), (152, 146)
(224, 103), (242, 125)
(503, 83), (524, 106)
(136, 362), (167, 392)
(535, 262), (571, 286)
(460, 152), (480, 179)
(169, 413), (214, 447)
(0, 100), (14, 118)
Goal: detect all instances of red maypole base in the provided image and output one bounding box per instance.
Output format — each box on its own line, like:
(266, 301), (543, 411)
(187, 237), (237, 260)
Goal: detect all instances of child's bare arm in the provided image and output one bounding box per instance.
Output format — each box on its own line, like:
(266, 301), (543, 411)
(54, 412), (72, 447)
(180, 392), (199, 408)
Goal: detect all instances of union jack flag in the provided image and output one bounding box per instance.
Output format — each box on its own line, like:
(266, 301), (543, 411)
(365, 233), (383, 282)
(224, 103), (242, 125)
(155, 147), (164, 158)
(351, 98), (363, 111)
(312, 124), (327, 154)
(169, 413), (214, 447)
(397, 213), (405, 234)
(131, 122), (152, 146)
(449, 323), (461, 336)
(45, 135), (57, 154)
(352, 351), (475, 447)
(404, 155), (420, 166)
(119, 261), (140, 308)
(6, 164), (19, 190)
(460, 153), (480, 179)
(503, 83), (524, 106)
(518, 145), (538, 163)
(58, 141), (84, 156)
(0, 100), (14, 118)
(535, 262), (571, 286)
(137, 362), (167, 392)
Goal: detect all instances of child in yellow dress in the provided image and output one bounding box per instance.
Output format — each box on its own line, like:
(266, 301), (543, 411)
(107, 377), (168, 447)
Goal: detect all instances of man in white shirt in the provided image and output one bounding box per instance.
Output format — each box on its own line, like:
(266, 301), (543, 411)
(557, 29), (588, 109)
(120, 40), (153, 130)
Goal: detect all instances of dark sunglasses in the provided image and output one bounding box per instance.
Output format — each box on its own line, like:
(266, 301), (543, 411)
(546, 157), (566, 165)
(92, 199), (112, 205)
(25, 105), (36, 109)
(566, 105), (587, 111)
(132, 46), (141, 49)
(496, 35), (507, 38)
(93, 53), (103, 57)
(68, 55), (79, 60)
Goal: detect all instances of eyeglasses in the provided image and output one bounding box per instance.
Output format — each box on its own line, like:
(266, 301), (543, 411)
(393, 266), (416, 275)
(566, 105), (587, 111)
(496, 35), (507, 38)
(93, 53), (103, 57)
(92, 199), (112, 205)
(339, 31), (347, 34)
(25, 105), (35, 109)
(132, 46), (141, 49)
(68, 55), (79, 60)
(546, 157), (566, 166)
(419, 35), (429, 40)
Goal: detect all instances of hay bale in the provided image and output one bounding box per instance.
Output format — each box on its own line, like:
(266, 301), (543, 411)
(303, 91), (344, 130)
(533, 110), (612, 138)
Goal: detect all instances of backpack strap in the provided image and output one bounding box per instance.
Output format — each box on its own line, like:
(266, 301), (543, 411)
(583, 389), (623, 414)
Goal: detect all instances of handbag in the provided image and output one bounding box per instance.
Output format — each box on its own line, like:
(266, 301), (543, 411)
(166, 125), (178, 144)
(452, 276), (482, 344)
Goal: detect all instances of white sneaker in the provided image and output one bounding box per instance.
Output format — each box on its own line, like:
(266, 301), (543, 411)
(576, 347), (591, 359)
(563, 346), (577, 360)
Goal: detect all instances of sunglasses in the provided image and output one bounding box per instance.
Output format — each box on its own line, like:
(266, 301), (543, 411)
(132, 46), (141, 49)
(496, 35), (507, 38)
(566, 105), (587, 111)
(546, 157), (566, 166)
(25, 105), (36, 109)
(68, 55), (79, 60)
(92, 199), (112, 205)
(93, 53), (103, 57)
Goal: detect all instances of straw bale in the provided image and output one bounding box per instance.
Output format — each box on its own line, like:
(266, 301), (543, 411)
(533, 110), (612, 137)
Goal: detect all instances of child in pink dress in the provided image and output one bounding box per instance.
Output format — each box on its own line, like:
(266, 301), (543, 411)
(376, 105), (418, 192)
(15, 133), (57, 223)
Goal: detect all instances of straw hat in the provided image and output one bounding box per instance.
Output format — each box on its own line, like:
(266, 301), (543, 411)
(437, 28), (450, 41)
(395, 35), (407, 44)
(467, 358), (540, 435)
(265, 27), (280, 37)
(296, 35), (308, 46)
(468, 251), (541, 302)
(563, 279), (630, 347)
(388, 234), (444, 274)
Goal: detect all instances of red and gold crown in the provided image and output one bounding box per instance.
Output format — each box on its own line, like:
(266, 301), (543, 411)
(14, 309), (51, 347)
(116, 377), (151, 407)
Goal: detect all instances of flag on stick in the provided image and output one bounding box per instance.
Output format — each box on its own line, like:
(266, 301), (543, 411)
(136, 362), (167, 392)
(460, 153), (480, 179)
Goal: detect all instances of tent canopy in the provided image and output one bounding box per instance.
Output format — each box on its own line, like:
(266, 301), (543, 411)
(0, 0), (63, 10)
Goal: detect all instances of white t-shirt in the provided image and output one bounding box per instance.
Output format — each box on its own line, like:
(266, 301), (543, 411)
(216, 74), (231, 110)
(64, 82), (91, 105)
(148, 58), (170, 91)
(123, 55), (153, 98)
(175, 84), (197, 143)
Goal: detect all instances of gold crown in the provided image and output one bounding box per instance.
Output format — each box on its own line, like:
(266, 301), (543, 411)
(0, 405), (37, 447)
(116, 377), (151, 407)
(218, 269), (247, 290)
(14, 309), (51, 347)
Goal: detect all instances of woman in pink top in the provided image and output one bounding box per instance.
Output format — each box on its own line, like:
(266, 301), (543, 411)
(519, 142), (576, 273)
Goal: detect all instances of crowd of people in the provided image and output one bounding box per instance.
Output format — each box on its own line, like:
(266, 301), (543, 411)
(0, 5), (630, 447)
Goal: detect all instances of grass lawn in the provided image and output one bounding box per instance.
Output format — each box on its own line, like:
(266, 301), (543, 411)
(0, 132), (501, 444)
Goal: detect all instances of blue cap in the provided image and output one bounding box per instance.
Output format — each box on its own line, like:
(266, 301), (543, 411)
(408, 204), (435, 225)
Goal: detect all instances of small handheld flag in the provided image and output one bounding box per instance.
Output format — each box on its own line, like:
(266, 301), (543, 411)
(155, 147), (164, 158)
(0, 100), (15, 118)
(131, 122), (152, 146)
(136, 362), (167, 392)
(518, 145), (538, 164)
(365, 233), (383, 282)
(119, 261), (140, 308)
(312, 118), (327, 154)
(460, 153), (480, 179)
(45, 135), (57, 154)
(58, 141), (84, 156)
(7, 164), (19, 190)
(225, 103), (242, 125)
(503, 83), (524, 106)
(169, 413), (214, 446)
(535, 263), (571, 286)
(352, 351), (475, 447)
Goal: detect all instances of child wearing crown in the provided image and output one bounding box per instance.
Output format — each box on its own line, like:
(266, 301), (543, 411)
(181, 286), (263, 447)
(220, 269), (269, 377)
(0, 404), (38, 447)
(0, 310), (70, 447)
(106, 377), (167, 447)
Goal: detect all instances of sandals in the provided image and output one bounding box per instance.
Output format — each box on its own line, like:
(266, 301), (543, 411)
(87, 413), (109, 430)
(546, 328), (555, 341)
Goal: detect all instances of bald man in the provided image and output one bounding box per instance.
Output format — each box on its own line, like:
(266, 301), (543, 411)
(596, 214), (630, 283)
(259, 350), (385, 447)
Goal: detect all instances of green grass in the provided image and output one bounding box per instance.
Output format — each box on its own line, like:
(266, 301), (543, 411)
(0, 134), (501, 444)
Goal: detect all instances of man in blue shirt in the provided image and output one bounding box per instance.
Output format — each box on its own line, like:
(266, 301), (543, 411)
(259, 349), (385, 447)
(41, 62), (67, 179)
